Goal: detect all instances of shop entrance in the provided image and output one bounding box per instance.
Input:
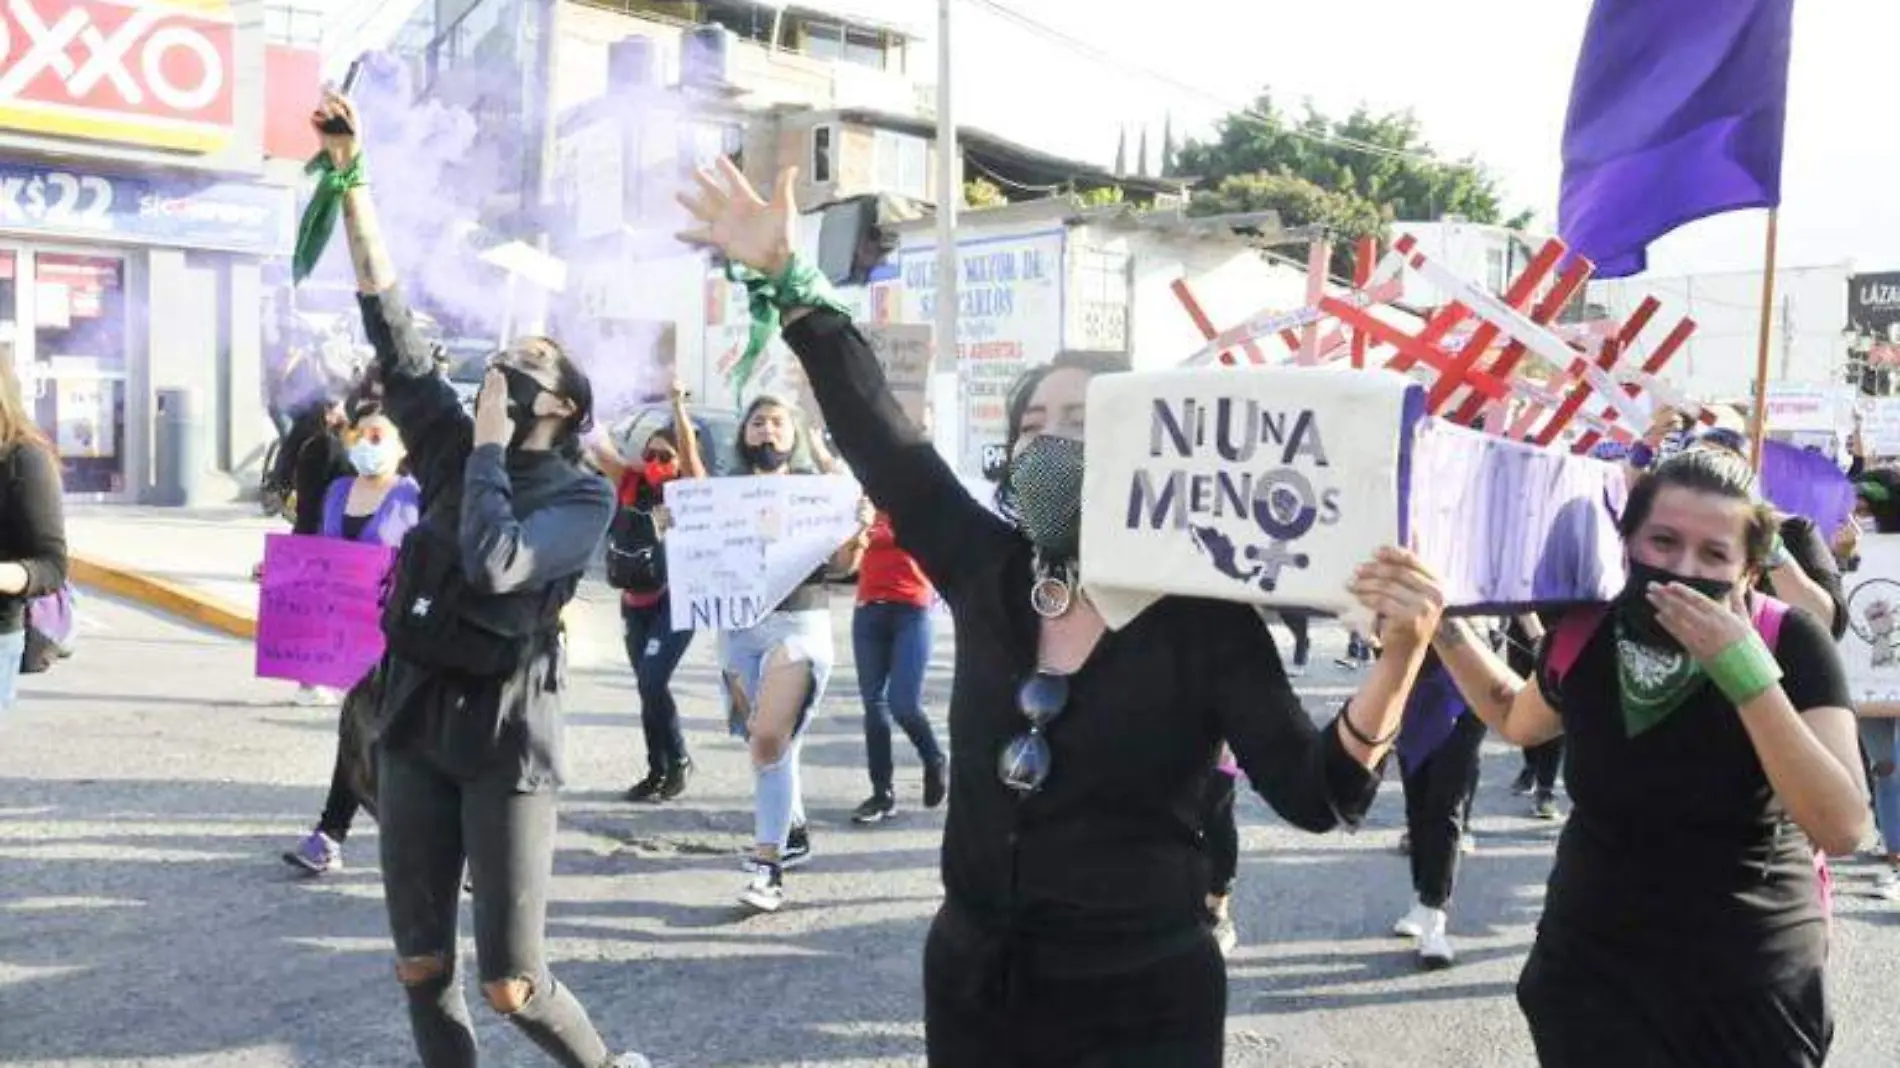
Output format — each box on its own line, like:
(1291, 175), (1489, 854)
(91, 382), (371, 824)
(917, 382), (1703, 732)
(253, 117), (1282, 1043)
(0, 247), (134, 499)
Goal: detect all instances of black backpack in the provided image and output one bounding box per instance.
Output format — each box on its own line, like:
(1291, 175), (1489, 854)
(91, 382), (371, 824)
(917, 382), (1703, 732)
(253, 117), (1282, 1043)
(604, 483), (667, 594)
(379, 516), (573, 678)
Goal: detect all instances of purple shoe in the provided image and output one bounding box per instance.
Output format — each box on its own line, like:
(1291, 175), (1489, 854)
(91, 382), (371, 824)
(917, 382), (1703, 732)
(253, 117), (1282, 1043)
(283, 831), (343, 875)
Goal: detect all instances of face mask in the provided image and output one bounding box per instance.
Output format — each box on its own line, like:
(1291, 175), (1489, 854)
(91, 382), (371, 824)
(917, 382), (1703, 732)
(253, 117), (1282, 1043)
(1007, 435), (1085, 559)
(1615, 559), (1736, 652)
(743, 441), (791, 472)
(349, 439), (395, 477)
(493, 365), (553, 450)
(643, 458), (678, 486)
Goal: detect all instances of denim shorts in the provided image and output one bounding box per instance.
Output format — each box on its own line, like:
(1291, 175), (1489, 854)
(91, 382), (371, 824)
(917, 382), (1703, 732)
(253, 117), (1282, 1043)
(718, 609), (834, 736)
(0, 628), (26, 713)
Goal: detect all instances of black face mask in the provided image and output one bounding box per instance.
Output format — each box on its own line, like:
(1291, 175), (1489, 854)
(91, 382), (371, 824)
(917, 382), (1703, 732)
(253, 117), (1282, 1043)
(493, 365), (553, 450)
(742, 441), (791, 473)
(1615, 559), (1736, 652)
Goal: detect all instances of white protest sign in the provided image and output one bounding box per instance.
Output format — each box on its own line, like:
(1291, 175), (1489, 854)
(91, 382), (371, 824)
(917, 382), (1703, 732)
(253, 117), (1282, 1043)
(663, 476), (863, 632)
(796, 323), (934, 431)
(1764, 385), (1847, 433)
(1842, 535), (1900, 704)
(1079, 366), (1422, 626)
(1863, 398), (1900, 458)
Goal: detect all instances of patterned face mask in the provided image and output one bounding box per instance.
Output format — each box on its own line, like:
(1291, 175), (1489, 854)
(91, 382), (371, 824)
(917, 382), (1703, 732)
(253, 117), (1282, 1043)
(1007, 435), (1085, 560)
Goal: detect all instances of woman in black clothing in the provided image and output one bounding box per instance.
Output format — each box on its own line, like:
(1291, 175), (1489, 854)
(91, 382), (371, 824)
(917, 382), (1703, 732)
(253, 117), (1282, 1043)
(0, 358), (66, 713)
(1430, 449), (1867, 1067)
(679, 160), (1446, 1067)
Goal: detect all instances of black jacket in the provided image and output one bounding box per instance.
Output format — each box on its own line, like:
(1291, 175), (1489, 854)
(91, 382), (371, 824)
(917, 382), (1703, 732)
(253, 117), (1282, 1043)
(0, 442), (66, 634)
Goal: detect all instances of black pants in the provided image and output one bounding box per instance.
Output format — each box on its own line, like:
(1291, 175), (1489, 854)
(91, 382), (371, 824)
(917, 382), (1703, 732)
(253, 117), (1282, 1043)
(923, 907), (1226, 1067)
(1200, 770), (1238, 896)
(316, 745), (359, 841)
(1279, 611), (1311, 666)
(1401, 713), (1487, 908)
(1524, 737), (1563, 794)
(378, 746), (612, 1068)
(623, 597), (694, 776)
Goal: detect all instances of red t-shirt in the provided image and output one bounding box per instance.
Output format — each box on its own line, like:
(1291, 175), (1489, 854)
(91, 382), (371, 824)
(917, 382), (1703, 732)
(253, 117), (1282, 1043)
(857, 512), (933, 607)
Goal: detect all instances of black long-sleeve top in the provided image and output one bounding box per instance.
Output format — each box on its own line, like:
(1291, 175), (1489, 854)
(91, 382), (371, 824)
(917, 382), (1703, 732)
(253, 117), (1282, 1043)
(291, 430), (351, 536)
(0, 442), (67, 634)
(1763, 515), (1848, 640)
(783, 309), (1377, 965)
(357, 285), (613, 788)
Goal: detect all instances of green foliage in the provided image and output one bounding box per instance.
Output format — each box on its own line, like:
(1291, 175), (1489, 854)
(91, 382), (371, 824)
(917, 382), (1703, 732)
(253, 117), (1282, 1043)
(1076, 185), (1125, 207)
(963, 177), (1008, 210)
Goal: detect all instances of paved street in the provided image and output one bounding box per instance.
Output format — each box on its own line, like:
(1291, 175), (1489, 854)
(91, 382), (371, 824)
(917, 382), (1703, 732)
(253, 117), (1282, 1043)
(4, 593), (1900, 1067)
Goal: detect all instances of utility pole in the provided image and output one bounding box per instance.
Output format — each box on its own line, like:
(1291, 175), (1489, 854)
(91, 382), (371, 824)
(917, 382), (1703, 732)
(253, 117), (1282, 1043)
(935, 0), (960, 448)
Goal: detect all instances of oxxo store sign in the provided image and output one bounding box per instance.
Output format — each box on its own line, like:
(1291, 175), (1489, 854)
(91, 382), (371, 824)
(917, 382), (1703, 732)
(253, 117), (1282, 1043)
(0, 0), (236, 154)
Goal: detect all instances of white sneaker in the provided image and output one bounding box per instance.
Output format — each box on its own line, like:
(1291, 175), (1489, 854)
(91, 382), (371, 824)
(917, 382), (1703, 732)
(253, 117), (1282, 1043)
(1458, 833), (1478, 856)
(1874, 865), (1900, 902)
(1211, 911), (1239, 955)
(739, 863), (784, 913)
(1392, 901), (1432, 939)
(293, 685), (340, 707)
(1417, 909), (1455, 969)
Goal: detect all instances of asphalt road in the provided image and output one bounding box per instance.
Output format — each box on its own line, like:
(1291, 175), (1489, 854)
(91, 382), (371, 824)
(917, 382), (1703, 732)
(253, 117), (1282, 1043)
(3, 592), (1898, 1067)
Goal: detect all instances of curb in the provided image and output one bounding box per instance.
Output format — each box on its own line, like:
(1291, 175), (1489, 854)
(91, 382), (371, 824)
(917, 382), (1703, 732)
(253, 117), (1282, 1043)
(69, 555), (257, 641)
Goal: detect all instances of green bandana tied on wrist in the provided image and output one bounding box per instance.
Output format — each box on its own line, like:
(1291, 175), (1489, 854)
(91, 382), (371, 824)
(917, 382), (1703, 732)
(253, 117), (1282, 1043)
(1707, 632), (1784, 707)
(726, 254), (851, 399)
(292, 152), (368, 284)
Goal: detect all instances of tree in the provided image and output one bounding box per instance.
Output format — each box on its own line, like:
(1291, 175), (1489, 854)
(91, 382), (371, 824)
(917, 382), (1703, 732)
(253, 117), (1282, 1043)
(1076, 185), (1125, 208)
(964, 177), (1008, 209)
(1189, 172), (1385, 247)
(1175, 93), (1524, 255)
(1161, 114), (1176, 177)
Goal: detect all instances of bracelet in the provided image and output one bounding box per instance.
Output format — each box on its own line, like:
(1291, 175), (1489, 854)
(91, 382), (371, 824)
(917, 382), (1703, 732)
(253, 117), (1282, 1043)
(726, 254), (852, 395)
(1338, 706), (1401, 748)
(1763, 531), (1792, 569)
(1707, 632), (1784, 707)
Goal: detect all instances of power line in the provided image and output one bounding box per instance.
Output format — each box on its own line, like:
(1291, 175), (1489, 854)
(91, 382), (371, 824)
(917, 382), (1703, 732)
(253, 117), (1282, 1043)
(956, 0), (1465, 172)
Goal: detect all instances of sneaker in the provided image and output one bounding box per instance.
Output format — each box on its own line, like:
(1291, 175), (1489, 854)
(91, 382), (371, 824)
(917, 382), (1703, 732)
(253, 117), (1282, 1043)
(1211, 911), (1239, 956)
(1286, 661), (1307, 679)
(1396, 832), (1410, 855)
(923, 760), (947, 810)
(739, 862), (785, 913)
(1532, 792), (1562, 821)
(605, 1054), (653, 1068)
(853, 792), (898, 825)
(781, 824), (812, 869)
(292, 685), (341, 707)
(282, 830), (342, 875)
(1459, 834), (1478, 856)
(659, 759), (694, 802)
(1510, 767), (1537, 796)
(624, 771), (666, 803)
(1417, 910), (1455, 969)
(1392, 901), (1432, 939)
(1875, 865), (1900, 902)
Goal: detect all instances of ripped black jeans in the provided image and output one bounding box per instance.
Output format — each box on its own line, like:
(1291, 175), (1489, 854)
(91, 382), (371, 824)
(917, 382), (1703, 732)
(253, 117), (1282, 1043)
(378, 745), (613, 1068)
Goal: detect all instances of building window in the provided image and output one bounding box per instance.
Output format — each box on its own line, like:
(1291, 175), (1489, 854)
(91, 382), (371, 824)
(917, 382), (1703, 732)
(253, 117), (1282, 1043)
(873, 130), (928, 199)
(811, 125), (835, 184)
(844, 28), (886, 70)
(682, 121), (744, 173)
(1071, 247), (1130, 351)
(1484, 247), (1507, 295)
(804, 21), (844, 61)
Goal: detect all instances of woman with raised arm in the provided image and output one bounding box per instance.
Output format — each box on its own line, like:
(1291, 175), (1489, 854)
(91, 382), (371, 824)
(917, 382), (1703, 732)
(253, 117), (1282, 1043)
(1430, 449), (1866, 1067)
(314, 91), (648, 1068)
(679, 159), (1445, 1067)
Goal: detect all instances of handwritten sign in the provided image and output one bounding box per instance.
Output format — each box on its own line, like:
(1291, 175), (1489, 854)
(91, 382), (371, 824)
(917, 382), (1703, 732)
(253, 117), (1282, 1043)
(255, 534), (395, 689)
(796, 323), (934, 432)
(1864, 398), (1900, 458)
(1410, 423), (1628, 611)
(663, 476), (863, 632)
(1842, 535), (1900, 704)
(1765, 385), (1848, 433)
(1080, 366), (1422, 623)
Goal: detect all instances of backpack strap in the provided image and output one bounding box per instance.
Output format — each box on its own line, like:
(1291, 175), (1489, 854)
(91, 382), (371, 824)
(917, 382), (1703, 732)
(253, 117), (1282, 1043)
(1546, 606), (1609, 689)
(1750, 593), (1790, 652)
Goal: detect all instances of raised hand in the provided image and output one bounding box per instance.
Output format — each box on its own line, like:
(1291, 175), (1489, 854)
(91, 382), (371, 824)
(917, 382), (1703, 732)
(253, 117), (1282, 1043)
(311, 90), (361, 170)
(1349, 547), (1447, 652)
(676, 158), (797, 277)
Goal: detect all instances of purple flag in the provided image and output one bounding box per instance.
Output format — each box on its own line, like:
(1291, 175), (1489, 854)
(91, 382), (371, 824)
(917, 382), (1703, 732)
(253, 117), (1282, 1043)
(1760, 439), (1855, 538)
(1559, 0), (1795, 278)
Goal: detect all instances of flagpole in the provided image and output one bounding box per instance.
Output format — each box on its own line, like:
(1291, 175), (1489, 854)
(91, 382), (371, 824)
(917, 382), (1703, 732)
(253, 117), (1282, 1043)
(1749, 207), (1781, 470)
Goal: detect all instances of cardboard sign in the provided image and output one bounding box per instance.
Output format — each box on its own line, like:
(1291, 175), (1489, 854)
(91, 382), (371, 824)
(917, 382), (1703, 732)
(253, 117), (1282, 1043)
(1863, 398), (1900, 458)
(1080, 366), (1423, 623)
(1842, 535), (1900, 704)
(255, 534), (394, 689)
(1765, 385), (1848, 433)
(1410, 423), (1628, 612)
(796, 323), (934, 431)
(664, 476), (862, 631)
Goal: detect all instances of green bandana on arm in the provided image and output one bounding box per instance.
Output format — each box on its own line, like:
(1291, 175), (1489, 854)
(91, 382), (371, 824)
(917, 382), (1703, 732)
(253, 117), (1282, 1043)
(725, 254), (851, 400)
(292, 152), (368, 284)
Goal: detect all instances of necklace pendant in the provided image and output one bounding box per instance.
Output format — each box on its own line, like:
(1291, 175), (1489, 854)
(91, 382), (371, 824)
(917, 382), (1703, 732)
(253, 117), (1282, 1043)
(1031, 575), (1074, 619)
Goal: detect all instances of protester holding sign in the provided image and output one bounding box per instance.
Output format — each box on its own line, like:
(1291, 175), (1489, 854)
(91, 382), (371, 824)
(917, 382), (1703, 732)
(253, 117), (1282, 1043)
(281, 402), (420, 877)
(680, 158), (1446, 1067)
(1841, 470), (1900, 901)
(317, 91), (646, 1068)
(1430, 450), (1866, 1067)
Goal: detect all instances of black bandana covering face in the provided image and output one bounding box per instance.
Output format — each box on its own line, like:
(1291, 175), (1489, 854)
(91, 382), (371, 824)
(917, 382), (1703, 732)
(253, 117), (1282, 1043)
(1007, 435), (1085, 560)
(494, 364), (551, 451)
(1615, 559), (1735, 653)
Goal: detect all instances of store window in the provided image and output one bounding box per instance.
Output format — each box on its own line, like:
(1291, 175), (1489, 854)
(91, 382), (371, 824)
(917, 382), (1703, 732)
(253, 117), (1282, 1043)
(34, 253), (127, 494)
(0, 252), (16, 373)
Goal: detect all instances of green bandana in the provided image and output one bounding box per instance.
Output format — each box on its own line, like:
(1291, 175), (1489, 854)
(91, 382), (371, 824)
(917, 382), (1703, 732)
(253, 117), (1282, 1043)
(1615, 622), (1707, 737)
(292, 152), (368, 284)
(1858, 479), (1892, 504)
(725, 254), (850, 401)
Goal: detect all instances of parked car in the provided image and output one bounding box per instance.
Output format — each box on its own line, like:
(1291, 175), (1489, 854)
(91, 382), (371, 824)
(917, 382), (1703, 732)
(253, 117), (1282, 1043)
(609, 401), (746, 476)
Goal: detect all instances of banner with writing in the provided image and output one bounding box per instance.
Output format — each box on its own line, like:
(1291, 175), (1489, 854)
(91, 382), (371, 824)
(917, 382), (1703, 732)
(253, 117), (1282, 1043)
(1864, 398), (1900, 457)
(1765, 385), (1850, 433)
(1411, 423), (1628, 612)
(1842, 535), (1900, 704)
(1079, 367), (1423, 624)
(255, 534), (395, 689)
(664, 476), (863, 632)
(797, 323), (934, 432)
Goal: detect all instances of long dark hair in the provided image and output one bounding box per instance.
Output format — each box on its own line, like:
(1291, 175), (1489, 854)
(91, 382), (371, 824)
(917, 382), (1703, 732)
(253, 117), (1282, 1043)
(734, 394), (807, 473)
(514, 335), (595, 460)
(1620, 448), (1778, 568)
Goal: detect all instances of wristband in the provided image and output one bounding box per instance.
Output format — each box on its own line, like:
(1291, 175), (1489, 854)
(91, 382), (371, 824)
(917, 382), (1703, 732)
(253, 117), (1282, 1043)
(727, 254), (852, 396)
(1338, 706), (1401, 748)
(292, 151), (368, 284)
(1763, 531), (1792, 569)
(1707, 632), (1784, 707)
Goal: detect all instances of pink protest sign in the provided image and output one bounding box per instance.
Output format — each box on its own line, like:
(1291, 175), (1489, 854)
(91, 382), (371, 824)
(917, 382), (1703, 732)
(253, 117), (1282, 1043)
(255, 533), (394, 689)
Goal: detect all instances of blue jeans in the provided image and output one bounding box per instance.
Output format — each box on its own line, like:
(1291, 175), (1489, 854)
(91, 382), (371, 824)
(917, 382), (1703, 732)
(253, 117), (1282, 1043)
(1862, 718), (1900, 856)
(852, 601), (943, 796)
(0, 629), (24, 712)
(623, 595), (695, 776)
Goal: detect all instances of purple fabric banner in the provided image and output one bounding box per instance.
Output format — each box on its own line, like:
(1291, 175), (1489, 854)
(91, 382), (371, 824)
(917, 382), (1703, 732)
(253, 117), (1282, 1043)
(1558, 0), (1795, 278)
(255, 533), (394, 689)
(1760, 438), (1855, 538)
(1412, 424), (1629, 613)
